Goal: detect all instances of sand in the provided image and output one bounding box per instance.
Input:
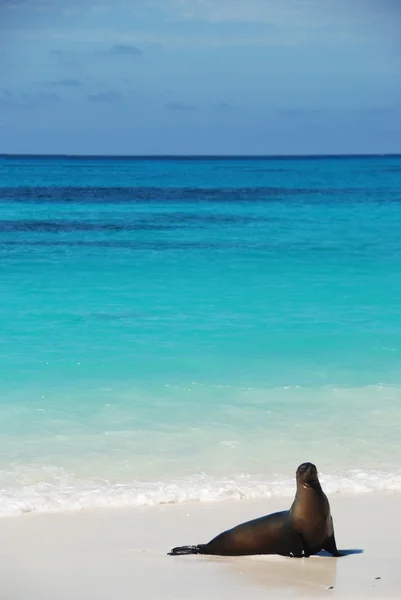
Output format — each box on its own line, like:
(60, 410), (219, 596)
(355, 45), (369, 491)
(0, 491), (400, 599)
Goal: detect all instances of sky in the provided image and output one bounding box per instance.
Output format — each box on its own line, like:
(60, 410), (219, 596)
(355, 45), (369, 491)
(1, 0), (401, 155)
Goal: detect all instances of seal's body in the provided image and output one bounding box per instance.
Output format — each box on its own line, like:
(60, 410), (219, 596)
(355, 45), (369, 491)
(168, 463), (340, 558)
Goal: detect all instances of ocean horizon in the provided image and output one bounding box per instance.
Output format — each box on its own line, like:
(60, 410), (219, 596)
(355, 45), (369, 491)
(2, 153), (401, 159)
(1, 154), (401, 516)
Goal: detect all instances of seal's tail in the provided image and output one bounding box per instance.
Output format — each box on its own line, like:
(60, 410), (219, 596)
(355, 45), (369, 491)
(168, 544), (206, 556)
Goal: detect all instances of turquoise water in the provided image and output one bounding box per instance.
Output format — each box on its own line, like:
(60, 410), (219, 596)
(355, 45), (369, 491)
(1, 155), (401, 515)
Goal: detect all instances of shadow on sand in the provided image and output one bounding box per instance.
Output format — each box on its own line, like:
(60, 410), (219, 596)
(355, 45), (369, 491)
(317, 548), (364, 557)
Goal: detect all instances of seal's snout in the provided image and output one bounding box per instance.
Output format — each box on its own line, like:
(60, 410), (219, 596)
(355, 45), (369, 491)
(297, 462), (318, 481)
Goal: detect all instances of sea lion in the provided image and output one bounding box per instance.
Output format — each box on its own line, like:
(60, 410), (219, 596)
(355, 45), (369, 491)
(168, 462), (341, 558)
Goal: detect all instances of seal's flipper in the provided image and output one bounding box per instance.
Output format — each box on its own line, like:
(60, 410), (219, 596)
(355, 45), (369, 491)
(323, 534), (342, 557)
(295, 532), (310, 558)
(168, 544), (206, 556)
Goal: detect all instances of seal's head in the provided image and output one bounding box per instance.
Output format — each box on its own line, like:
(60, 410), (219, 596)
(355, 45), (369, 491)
(296, 462), (319, 488)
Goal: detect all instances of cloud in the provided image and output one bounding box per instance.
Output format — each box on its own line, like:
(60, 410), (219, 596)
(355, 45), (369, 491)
(165, 0), (387, 29)
(216, 102), (234, 111)
(0, 0), (26, 12)
(356, 104), (401, 116)
(0, 89), (63, 110)
(108, 44), (143, 56)
(49, 78), (82, 88)
(151, 0), (396, 46)
(165, 101), (198, 111)
(49, 49), (76, 66)
(159, 0), (323, 25)
(87, 4), (112, 15)
(274, 104), (401, 121)
(48, 45), (143, 67)
(276, 108), (324, 118)
(87, 90), (124, 104)
(3, 1), (398, 57)
(37, 26), (363, 50)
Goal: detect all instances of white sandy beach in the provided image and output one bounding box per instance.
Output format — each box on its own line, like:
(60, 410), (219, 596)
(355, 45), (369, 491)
(1, 491), (400, 599)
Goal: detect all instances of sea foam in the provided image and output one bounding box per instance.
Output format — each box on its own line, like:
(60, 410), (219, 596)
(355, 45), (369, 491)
(1, 469), (401, 517)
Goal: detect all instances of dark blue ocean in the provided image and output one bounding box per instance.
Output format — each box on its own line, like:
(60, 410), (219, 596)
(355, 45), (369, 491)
(1, 155), (401, 515)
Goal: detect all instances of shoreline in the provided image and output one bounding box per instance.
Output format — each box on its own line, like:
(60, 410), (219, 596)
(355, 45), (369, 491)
(1, 491), (400, 599)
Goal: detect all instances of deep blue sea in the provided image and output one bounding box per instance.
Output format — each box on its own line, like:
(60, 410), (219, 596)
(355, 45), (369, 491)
(1, 155), (401, 516)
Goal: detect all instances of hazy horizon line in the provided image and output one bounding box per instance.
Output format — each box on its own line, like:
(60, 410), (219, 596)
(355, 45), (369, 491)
(1, 153), (401, 160)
